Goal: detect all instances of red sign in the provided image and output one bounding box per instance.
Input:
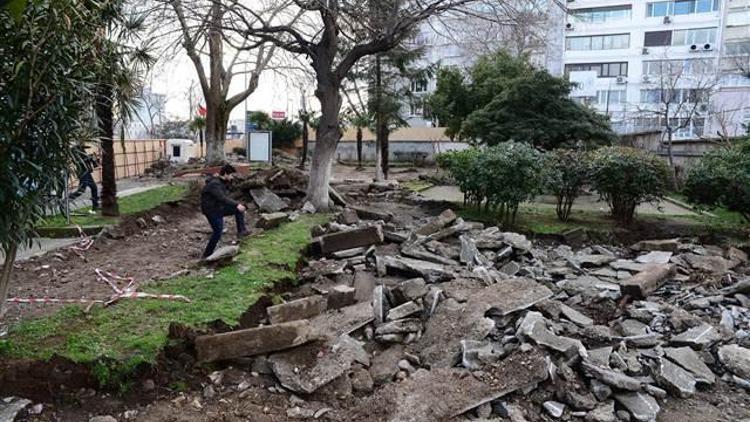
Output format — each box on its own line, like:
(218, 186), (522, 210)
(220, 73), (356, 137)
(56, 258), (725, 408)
(271, 110), (286, 120)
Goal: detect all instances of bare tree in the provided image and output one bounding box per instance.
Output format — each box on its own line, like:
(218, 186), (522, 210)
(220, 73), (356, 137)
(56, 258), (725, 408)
(224, 0), (492, 210)
(160, 0), (281, 164)
(636, 57), (717, 187)
(134, 78), (167, 137)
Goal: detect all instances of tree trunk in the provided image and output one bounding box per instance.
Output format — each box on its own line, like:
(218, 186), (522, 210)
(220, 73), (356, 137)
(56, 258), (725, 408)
(356, 127), (363, 169)
(199, 129), (204, 158)
(205, 1), (227, 166)
(97, 83), (119, 217)
(205, 105), (228, 165)
(299, 120), (309, 169)
(666, 129), (679, 189)
(374, 55), (385, 182)
(0, 243), (18, 317)
(308, 83), (342, 211)
(379, 121), (389, 180)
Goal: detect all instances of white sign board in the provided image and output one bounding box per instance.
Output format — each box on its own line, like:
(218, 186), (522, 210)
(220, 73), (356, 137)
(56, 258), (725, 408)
(569, 70), (598, 98)
(247, 131), (272, 162)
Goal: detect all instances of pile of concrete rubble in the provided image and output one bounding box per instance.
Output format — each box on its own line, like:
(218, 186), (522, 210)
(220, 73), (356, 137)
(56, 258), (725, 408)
(196, 204), (750, 421)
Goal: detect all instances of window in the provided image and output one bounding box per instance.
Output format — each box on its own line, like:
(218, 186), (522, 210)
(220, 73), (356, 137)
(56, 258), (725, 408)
(727, 41), (750, 55)
(565, 34), (630, 50)
(672, 27), (717, 45)
(640, 88), (708, 103)
(571, 5), (632, 22)
(172, 145), (181, 157)
(644, 31), (672, 46)
(411, 79), (428, 92)
(565, 62), (628, 77)
(646, 0), (719, 16)
(643, 58), (714, 75)
(596, 90), (627, 105)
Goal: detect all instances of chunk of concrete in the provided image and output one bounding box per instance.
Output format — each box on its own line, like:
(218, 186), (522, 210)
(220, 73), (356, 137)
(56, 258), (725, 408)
(353, 271), (376, 302)
(195, 320), (318, 362)
(310, 300), (374, 340)
(499, 261), (520, 276)
(401, 245), (459, 266)
(0, 397), (32, 422)
(392, 278), (428, 303)
(683, 253), (735, 274)
(501, 232), (532, 252)
(266, 295), (327, 324)
(581, 360), (642, 391)
(518, 312), (587, 358)
(670, 323), (720, 349)
(577, 254), (616, 268)
(377, 255), (452, 282)
(651, 357), (696, 398)
(631, 238), (680, 252)
(620, 264), (675, 299)
(374, 318), (422, 336)
(269, 334), (367, 394)
(560, 303), (594, 327)
(609, 260), (648, 273)
(387, 301), (423, 321)
(204, 245), (240, 263)
(460, 235), (491, 267)
(255, 212), (289, 229)
(328, 285), (356, 310)
(614, 392), (660, 422)
(370, 345), (404, 385)
(299, 259), (347, 280)
(250, 187), (287, 212)
(544, 401), (565, 418)
(372, 285), (388, 325)
(414, 209), (457, 236)
(663, 347), (715, 385)
(311, 225), (384, 256)
(337, 208), (360, 225)
(718, 344), (750, 379)
(635, 251), (672, 264)
(349, 205), (392, 222)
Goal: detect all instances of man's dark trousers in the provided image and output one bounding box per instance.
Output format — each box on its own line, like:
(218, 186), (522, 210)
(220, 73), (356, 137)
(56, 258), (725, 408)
(203, 205), (246, 258)
(68, 171), (99, 208)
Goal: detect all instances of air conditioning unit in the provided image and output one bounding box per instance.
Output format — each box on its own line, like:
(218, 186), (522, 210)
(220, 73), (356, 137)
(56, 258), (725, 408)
(703, 43), (714, 51)
(663, 16), (671, 24)
(616, 76), (627, 84)
(642, 75), (652, 83)
(565, 23), (574, 30)
(689, 44), (699, 52)
(642, 47), (650, 55)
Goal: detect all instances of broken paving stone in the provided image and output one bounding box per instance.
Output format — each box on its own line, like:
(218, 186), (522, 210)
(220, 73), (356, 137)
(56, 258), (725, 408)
(620, 264), (675, 299)
(414, 209), (457, 236)
(501, 232), (532, 252)
(614, 392), (660, 422)
(372, 285), (388, 325)
(350, 366), (374, 393)
(609, 260), (648, 273)
(401, 245), (458, 266)
(375, 318), (422, 336)
(590, 379), (613, 401)
(670, 323), (720, 349)
(718, 344), (750, 379)
(300, 260), (347, 280)
(588, 347), (614, 367)
(204, 245), (240, 263)
(635, 251), (673, 264)
(500, 261), (521, 276)
(349, 205), (392, 222)
(369, 345), (404, 385)
(309, 300), (374, 340)
(286, 407), (316, 419)
(682, 253), (735, 275)
(353, 271), (376, 302)
(518, 312), (586, 358)
(347, 350), (548, 422)
(250, 187), (287, 212)
(266, 295), (327, 324)
(461, 340), (503, 369)
(581, 360), (642, 391)
(386, 301), (423, 321)
(311, 225), (384, 256)
(663, 347), (715, 385)
(269, 335), (367, 394)
(577, 254), (616, 268)
(618, 319), (650, 337)
(651, 357), (696, 398)
(631, 238), (680, 252)
(544, 401), (566, 418)
(564, 390), (597, 411)
(377, 255), (452, 282)
(459, 235), (491, 268)
(330, 247), (367, 259)
(559, 303), (594, 327)
(195, 320), (319, 362)
(328, 285), (356, 310)
(586, 401), (617, 422)
(337, 208), (360, 225)
(392, 278), (428, 304)
(0, 397), (32, 422)
(256, 212), (289, 229)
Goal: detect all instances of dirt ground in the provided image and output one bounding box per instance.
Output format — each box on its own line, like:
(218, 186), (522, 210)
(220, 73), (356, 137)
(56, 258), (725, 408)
(3, 165), (750, 422)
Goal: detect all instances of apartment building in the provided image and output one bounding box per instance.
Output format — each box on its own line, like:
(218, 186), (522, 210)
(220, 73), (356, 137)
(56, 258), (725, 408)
(563, 0), (750, 138)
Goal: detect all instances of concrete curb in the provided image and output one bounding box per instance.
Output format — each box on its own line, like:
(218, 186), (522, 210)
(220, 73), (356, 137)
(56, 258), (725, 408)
(35, 225), (105, 239)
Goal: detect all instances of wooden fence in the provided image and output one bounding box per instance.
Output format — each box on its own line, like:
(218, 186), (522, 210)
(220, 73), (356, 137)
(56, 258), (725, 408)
(78, 139), (166, 187)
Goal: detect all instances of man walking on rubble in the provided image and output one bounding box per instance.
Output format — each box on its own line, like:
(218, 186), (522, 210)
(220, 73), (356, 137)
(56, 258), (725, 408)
(201, 163), (249, 259)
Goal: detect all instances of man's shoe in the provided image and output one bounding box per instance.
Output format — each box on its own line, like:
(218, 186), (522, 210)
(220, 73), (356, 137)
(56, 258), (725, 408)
(87, 210), (96, 215)
(237, 231), (250, 239)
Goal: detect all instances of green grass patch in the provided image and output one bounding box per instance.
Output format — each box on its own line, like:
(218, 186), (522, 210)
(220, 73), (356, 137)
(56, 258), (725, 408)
(40, 184), (188, 228)
(1, 214), (329, 384)
(401, 179), (434, 193)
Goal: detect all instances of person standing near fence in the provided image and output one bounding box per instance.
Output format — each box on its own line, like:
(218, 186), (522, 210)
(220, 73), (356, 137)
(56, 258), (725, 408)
(66, 145), (100, 213)
(200, 163), (249, 259)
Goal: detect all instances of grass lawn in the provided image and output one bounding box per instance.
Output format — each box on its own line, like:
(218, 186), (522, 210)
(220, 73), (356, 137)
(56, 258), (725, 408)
(40, 184), (189, 228)
(401, 179), (434, 193)
(0, 214), (329, 385)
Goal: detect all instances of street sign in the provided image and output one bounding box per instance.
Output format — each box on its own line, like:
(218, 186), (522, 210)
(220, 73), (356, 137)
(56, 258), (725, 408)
(271, 110), (286, 120)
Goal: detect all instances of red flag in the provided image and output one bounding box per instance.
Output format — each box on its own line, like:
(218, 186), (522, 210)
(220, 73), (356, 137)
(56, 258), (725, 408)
(197, 104), (207, 117)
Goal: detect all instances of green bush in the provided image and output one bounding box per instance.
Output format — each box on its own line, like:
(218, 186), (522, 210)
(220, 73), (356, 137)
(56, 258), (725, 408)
(436, 142), (543, 225)
(684, 141), (750, 223)
(232, 147), (247, 156)
(588, 146), (671, 224)
(543, 149), (590, 221)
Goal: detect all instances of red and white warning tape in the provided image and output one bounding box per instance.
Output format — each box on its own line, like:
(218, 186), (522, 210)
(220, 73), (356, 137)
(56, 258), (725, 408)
(69, 225), (94, 259)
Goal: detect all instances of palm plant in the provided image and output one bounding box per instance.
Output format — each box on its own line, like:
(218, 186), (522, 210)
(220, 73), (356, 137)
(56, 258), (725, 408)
(189, 116), (206, 157)
(347, 112), (372, 169)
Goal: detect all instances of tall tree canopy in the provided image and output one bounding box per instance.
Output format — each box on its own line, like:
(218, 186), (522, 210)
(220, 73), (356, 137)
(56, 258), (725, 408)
(428, 50), (615, 149)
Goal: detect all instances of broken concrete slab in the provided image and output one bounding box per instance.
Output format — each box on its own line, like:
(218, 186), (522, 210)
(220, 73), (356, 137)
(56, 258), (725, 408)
(195, 320), (318, 362)
(460, 235), (491, 268)
(480, 278), (554, 317)
(337, 208), (360, 225)
(269, 335), (367, 394)
(0, 397), (32, 422)
(370, 345), (403, 385)
(414, 209), (457, 236)
(299, 259), (347, 280)
(651, 357), (696, 398)
(682, 253), (735, 275)
(620, 264), (675, 299)
(392, 278), (428, 304)
(635, 251), (673, 264)
(347, 350), (548, 422)
(266, 295), (327, 324)
(718, 344), (750, 379)
(349, 205), (392, 222)
(631, 238), (680, 252)
(577, 254), (616, 268)
(560, 303), (594, 327)
(377, 255), (452, 282)
(311, 225), (384, 256)
(581, 360), (642, 391)
(353, 271), (376, 302)
(663, 347), (715, 385)
(327, 285), (356, 310)
(614, 392), (660, 422)
(310, 300), (374, 341)
(501, 232), (532, 252)
(609, 260), (649, 273)
(401, 245), (459, 266)
(250, 187), (287, 212)
(386, 301), (423, 321)
(204, 245), (240, 263)
(331, 247), (367, 259)
(372, 285), (387, 325)
(460, 340), (503, 369)
(588, 347), (613, 367)
(518, 312), (587, 358)
(670, 323), (720, 349)
(374, 318), (422, 336)
(256, 212), (289, 229)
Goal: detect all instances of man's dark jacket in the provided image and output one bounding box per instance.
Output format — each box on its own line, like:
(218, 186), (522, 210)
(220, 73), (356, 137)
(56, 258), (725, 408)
(201, 176), (238, 216)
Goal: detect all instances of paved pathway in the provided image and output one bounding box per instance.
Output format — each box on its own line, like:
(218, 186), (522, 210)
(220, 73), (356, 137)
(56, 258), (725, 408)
(421, 185), (699, 216)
